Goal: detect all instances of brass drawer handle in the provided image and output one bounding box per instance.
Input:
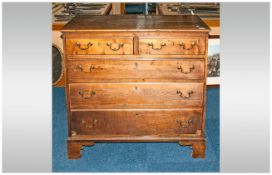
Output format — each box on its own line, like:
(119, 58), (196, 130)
(176, 90), (194, 99)
(177, 119), (193, 128)
(177, 65), (195, 74)
(75, 42), (93, 50)
(179, 41), (197, 50)
(77, 64), (95, 73)
(148, 42), (166, 50)
(81, 119), (98, 129)
(78, 91), (96, 99)
(106, 42), (124, 51)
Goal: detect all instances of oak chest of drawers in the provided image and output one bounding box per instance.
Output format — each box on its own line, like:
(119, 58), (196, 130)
(62, 15), (210, 159)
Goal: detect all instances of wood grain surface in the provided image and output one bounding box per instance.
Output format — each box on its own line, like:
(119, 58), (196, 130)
(139, 37), (206, 55)
(62, 15), (209, 159)
(67, 59), (205, 82)
(66, 37), (133, 55)
(69, 83), (203, 109)
(71, 109), (202, 136)
(61, 15), (210, 32)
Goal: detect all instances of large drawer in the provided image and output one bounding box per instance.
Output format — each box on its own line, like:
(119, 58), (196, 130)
(139, 37), (206, 55)
(69, 83), (203, 109)
(65, 37), (133, 55)
(71, 109), (202, 136)
(67, 59), (205, 82)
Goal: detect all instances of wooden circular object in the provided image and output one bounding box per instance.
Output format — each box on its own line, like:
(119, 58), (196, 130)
(52, 44), (64, 86)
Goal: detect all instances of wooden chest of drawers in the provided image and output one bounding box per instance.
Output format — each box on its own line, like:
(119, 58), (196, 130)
(62, 15), (209, 159)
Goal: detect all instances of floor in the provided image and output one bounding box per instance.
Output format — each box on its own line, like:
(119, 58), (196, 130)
(53, 87), (219, 172)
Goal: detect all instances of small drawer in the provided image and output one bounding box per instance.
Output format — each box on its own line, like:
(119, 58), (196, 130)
(139, 37), (206, 55)
(69, 83), (203, 109)
(71, 109), (203, 136)
(67, 59), (205, 82)
(65, 37), (133, 55)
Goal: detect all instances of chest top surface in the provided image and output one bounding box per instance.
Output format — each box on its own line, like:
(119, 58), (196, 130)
(62, 15), (210, 32)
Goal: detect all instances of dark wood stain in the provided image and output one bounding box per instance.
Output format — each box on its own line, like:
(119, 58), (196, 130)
(62, 15), (209, 159)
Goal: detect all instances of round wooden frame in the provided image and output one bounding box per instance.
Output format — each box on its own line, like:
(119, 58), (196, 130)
(52, 44), (64, 86)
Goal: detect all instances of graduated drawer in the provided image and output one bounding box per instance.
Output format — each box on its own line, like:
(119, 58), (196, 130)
(139, 37), (206, 55)
(71, 109), (202, 136)
(67, 59), (205, 82)
(69, 83), (203, 109)
(65, 37), (133, 55)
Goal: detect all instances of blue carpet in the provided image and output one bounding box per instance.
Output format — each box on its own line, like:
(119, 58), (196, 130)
(53, 87), (219, 172)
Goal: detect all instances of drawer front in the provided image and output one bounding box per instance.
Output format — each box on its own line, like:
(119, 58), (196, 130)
(71, 109), (202, 136)
(69, 83), (203, 109)
(139, 38), (206, 55)
(67, 59), (205, 82)
(66, 38), (133, 55)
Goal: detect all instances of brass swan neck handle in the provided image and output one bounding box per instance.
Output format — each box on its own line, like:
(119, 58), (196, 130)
(179, 41), (197, 50)
(75, 42), (93, 50)
(148, 42), (166, 50)
(106, 42), (124, 51)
